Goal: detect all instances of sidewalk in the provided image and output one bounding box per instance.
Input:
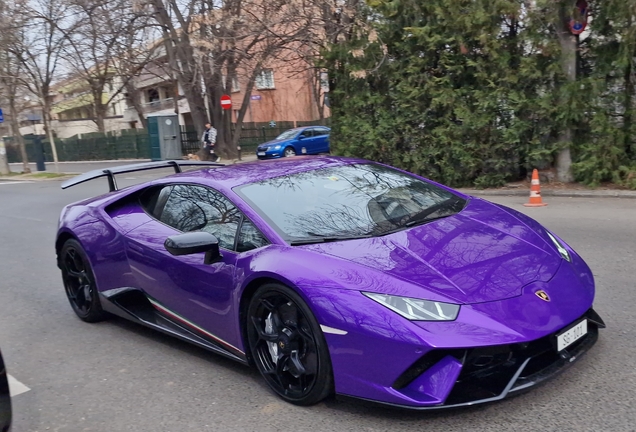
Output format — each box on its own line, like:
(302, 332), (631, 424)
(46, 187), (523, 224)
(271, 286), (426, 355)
(458, 186), (636, 199)
(6, 154), (259, 177)
(4, 157), (636, 198)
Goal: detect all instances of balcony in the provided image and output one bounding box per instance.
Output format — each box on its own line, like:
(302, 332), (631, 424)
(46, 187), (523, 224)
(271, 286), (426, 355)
(143, 98), (175, 113)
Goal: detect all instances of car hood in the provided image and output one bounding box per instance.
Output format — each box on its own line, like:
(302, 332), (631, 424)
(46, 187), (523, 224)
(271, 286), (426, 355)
(300, 198), (562, 304)
(258, 138), (292, 147)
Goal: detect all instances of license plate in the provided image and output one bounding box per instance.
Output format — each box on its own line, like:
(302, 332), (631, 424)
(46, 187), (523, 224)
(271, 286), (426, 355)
(556, 319), (588, 351)
(257, 152), (266, 156)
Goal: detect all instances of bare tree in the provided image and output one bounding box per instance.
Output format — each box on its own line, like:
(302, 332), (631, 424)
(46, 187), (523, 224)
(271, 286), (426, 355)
(146, 0), (209, 141)
(0, 53), (32, 173)
(60, 0), (155, 133)
(5, 0), (71, 172)
(119, 41), (180, 130)
(147, 0), (315, 159)
(301, 0), (370, 120)
(0, 0), (30, 173)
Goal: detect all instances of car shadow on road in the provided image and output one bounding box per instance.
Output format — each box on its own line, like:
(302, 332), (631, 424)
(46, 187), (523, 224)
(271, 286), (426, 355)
(101, 315), (529, 419)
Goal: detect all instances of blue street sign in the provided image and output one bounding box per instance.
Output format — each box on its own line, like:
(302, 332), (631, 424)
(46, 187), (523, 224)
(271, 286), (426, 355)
(0, 109), (4, 123)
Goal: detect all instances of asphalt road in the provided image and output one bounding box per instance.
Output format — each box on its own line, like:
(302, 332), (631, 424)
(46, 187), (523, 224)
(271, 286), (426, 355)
(0, 175), (635, 431)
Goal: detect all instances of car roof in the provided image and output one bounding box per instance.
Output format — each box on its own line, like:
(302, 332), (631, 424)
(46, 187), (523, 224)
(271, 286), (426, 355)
(162, 156), (361, 190)
(289, 126), (330, 131)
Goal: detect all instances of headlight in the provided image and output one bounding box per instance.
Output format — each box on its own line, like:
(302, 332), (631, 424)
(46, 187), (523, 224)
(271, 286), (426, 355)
(362, 292), (460, 321)
(546, 231), (571, 262)
(274, 145), (281, 150)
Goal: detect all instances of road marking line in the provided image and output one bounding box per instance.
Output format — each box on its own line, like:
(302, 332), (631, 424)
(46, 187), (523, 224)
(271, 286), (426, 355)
(0, 181), (33, 185)
(7, 374), (31, 397)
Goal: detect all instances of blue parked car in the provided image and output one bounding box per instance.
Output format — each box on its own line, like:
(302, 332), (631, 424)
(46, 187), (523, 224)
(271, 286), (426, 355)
(256, 126), (330, 159)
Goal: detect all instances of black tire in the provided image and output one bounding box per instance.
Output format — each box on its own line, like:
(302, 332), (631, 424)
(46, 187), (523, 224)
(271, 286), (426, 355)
(283, 147), (296, 157)
(247, 283), (333, 405)
(60, 239), (107, 323)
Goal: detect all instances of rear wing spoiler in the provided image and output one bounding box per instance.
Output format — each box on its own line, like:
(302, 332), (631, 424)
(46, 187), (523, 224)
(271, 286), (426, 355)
(61, 160), (224, 192)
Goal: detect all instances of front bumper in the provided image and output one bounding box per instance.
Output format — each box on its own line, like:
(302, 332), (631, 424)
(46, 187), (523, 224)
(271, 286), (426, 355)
(342, 309), (604, 410)
(256, 149), (283, 159)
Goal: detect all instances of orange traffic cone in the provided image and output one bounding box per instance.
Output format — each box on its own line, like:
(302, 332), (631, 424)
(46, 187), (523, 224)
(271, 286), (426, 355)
(524, 169), (548, 207)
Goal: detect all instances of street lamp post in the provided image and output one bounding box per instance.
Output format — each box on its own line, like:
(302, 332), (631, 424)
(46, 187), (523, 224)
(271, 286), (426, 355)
(26, 113), (45, 172)
(0, 109), (9, 175)
(0, 137), (9, 175)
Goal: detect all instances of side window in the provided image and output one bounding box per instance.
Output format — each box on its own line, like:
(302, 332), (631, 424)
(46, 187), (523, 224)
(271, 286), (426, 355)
(301, 128), (314, 138)
(139, 185), (173, 219)
(237, 219), (269, 253)
(159, 185), (241, 250)
(317, 128), (330, 136)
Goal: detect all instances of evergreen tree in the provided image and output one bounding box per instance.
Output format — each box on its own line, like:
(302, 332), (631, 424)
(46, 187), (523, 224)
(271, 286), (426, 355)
(325, 0), (636, 188)
(571, 0), (636, 187)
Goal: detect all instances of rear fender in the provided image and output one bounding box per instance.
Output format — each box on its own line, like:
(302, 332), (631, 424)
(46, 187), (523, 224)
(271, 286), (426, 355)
(56, 207), (135, 292)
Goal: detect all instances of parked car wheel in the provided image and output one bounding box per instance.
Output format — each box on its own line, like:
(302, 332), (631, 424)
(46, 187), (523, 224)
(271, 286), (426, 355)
(247, 283), (333, 405)
(283, 147), (296, 157)
(60, 239), (107, 323)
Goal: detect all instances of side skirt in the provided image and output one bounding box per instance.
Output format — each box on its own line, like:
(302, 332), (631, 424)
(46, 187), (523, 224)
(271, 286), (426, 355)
(99, 287), (248, 364)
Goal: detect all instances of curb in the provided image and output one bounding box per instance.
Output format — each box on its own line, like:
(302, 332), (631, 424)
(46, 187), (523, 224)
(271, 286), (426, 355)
(8, 159), (151, 166)
(1, 157), (258, 182)
(459, 188), (636, 199)
(0, 174), (77, 182)
(4, 160), (636, 198)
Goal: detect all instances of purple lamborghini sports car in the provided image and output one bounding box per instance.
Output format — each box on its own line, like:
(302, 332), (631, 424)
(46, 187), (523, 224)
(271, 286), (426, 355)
(56, 157), (604, 408)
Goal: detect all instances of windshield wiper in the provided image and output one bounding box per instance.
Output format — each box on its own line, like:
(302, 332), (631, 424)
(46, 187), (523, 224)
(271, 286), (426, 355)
(403, 196), (463, 228)
(289, 234), (372, 246)
(405, 214), (452, 227)
(367, 196), (464, 237)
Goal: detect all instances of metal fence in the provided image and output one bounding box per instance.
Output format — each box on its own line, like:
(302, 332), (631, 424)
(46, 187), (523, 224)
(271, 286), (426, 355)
(235, 121), (296, 153)
(180, 126), (200, 155)
(5, 129), (150, 163)
(5, 120), (331, 163)
(180, 121), (330, 154)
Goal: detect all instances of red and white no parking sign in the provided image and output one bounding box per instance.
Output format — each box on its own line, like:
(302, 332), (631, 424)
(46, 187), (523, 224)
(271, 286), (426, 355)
(220, 95), (232, 110)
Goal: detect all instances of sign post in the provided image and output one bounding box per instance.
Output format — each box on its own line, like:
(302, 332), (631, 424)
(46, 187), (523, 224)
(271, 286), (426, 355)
(0, 110), (10, 175)
(0, 138), (9, 175)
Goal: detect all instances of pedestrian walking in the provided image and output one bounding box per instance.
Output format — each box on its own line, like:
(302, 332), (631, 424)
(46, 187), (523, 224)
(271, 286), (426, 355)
(201, 122), (221, 162)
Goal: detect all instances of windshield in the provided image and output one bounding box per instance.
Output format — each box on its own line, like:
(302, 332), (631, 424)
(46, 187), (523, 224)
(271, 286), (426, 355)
(275, 129), (300, 140)
(235, 163), (467, 243)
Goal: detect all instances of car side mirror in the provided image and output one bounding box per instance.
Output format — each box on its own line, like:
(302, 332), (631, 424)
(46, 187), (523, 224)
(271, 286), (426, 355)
(298, 134), (305, 140)
(164, 232), (222, 264)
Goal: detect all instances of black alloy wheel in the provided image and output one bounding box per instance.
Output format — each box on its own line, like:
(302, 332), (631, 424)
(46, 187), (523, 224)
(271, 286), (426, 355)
(60, 239), (107, 323)
(283, 147), (296, 157)
(247, 283), (333, 405)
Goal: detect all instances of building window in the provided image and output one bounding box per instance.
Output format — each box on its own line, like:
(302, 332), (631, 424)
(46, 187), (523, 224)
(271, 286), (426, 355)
(147, 88), (160, 104)
(161, 86), (174, 100)
(222, 75), (241, 92)
(255, 69), (275, 90)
